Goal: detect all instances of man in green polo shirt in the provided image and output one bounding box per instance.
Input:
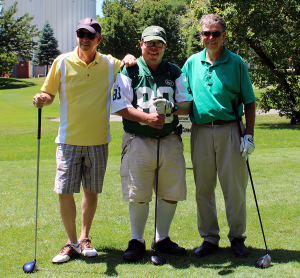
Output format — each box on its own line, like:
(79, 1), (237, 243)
(182, 14), (256, 259)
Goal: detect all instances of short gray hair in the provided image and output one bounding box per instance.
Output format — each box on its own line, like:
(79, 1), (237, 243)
(200, 14), (226, 32)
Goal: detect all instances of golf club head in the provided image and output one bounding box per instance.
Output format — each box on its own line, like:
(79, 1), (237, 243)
(255, 254), (271, 268)
(151, 252), (166, 265)
(23, 260), (37, 273)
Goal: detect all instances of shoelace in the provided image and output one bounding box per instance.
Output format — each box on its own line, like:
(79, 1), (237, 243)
(81, 239), (92, 249)
(60, 244), (72, 253)
(61, 243), (73, 251)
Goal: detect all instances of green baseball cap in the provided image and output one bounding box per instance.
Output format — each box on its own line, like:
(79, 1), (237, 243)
(141, 26), (167, 44)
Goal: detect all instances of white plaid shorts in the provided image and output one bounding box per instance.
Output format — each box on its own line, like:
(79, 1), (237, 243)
(54, 143), (108, 194)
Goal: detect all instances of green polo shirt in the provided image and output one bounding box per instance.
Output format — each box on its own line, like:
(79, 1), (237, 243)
(182, 46), (256, 124)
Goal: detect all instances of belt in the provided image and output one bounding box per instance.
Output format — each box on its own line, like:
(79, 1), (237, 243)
(203, 118), (242, 126)
(153, 131), (175, 138)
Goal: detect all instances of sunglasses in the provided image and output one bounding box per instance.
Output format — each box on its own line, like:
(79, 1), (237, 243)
(201, 31), (223, 38)
(77, 31), (97, 40)
(143, 41), (164, 48)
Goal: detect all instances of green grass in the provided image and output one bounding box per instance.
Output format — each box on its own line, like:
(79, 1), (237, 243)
(1, 77), (300, 277)
(253, 86), (265, 99)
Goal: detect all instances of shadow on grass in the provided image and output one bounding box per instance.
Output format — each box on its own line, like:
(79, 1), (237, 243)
(256, 122), (300, 130)
(0, 77), (36, 90)
(78, 247), (300, 276)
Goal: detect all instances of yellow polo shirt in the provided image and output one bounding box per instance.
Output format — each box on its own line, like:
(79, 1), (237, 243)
(41, 47), (121, 146)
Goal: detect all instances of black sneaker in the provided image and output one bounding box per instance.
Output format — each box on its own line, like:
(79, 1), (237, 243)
(194, 241), (219, 258)
(151, 237), (186, 256)
(231, 238), (249, 258)
(123, 239), (145, 262)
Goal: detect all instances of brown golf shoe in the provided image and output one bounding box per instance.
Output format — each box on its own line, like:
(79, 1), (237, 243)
(79, 238), (98, 257)
(52, 243), (81, 263)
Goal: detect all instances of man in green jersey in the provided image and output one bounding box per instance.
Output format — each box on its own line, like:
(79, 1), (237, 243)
(182, 14), (256, 259)
(111, 26), (193, 262)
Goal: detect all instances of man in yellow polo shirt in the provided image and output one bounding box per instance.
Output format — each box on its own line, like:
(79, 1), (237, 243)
(32, 17), (136, 264)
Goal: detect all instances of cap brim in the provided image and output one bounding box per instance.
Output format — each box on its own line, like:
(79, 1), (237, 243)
(143, 36), (166, 44)
(76, 26), (97, 34)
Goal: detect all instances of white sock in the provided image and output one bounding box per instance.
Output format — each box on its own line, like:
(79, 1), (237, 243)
(129, 202), (149, 243)
(71, 242), (81, 253)
(156, 199), (177, 242)
(71, 242), (79, 248)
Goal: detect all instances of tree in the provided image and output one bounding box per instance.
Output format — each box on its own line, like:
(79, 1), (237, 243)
(136, 0), (188, 66)
(32, 20), (61, 75)
(98, 0), (190, 66)
(191, 0), (300, 124)
(179, 6), (202, 61)
(0, 1), (39, 75)
(98, 0), (139, 61)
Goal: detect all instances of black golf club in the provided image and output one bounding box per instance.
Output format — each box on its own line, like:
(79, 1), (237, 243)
(151, 129), (167, 265)
(151, 100), (167, 266)
(23, 108), (42, 273)
(232, 100), (271, 268)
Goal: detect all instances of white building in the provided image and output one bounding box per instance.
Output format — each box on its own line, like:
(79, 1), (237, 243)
(2, 0), (97, 78)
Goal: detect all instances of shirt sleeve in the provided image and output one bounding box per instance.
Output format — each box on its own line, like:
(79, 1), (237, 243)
(240, 60), (256, 105)
(174, 72), (193, 103)
(40, 57), (62, 96)
(111, 72), (134, 114)
(108, 54), (122, 80)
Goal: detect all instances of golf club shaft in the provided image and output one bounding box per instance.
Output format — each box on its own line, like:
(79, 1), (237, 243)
(231, 100), (268, 253)
(153, 129), (161, 246)
(35, 108), (42, 260)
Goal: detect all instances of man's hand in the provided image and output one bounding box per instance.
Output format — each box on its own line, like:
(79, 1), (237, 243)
(33, 92), (55, 108)
(145, 113), (166, 129)
(240, 134), (255, 158)
(120, 54), (137, 68)
(153, 98), (174, 114)
(33, 93), (47, 108)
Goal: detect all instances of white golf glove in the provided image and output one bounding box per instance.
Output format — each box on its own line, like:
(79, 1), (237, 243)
(240, 134), (255, 158)
(153, 98), (174, 115)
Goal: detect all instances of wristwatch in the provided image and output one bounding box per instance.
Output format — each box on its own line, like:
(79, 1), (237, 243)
(171, 103), (178, 114)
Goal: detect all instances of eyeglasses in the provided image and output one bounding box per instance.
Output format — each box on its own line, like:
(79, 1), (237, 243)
(143, 41), (164, 48)
(77, 31), (97, 40)
(201, 31), (223, 38)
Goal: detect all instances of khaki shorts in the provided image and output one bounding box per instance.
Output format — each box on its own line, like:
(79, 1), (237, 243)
(54, 143), (108, 194)
(120, 132), (187, 202)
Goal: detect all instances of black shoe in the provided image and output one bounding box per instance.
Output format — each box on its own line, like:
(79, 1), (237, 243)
(123, 239), (145, 262)
(151, 237), (186, 256)
(231, 238), (249, 258)
(194, 241), (219, 258)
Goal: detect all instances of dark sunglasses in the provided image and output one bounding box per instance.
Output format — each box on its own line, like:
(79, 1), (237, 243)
(143, 41), (164, 48)
(201, 31), (223, 38)
(77, 31), (97, 40)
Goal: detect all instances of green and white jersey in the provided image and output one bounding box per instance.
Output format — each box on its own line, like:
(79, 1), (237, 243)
(111, 57), (193, 137)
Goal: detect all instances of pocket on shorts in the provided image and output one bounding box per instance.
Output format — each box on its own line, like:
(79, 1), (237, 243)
(121, 133), (134, 163)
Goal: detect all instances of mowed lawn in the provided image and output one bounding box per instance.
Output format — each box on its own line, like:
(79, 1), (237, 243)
(0, 77), (300, 277)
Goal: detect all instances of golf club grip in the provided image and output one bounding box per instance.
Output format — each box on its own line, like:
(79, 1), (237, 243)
(231, 100), (243, 138)
(38, 108), (42, 139)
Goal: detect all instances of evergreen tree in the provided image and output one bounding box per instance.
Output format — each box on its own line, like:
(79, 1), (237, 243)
(32, 20), (61, 75)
